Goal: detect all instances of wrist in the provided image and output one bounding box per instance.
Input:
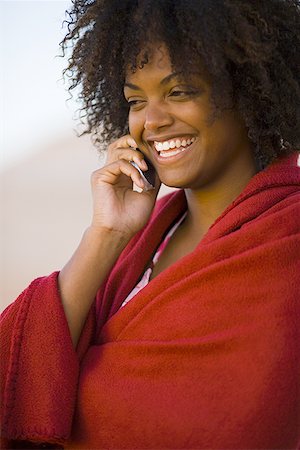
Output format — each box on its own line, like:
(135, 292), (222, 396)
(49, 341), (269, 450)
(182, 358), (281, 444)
(84, 224), (131, 251)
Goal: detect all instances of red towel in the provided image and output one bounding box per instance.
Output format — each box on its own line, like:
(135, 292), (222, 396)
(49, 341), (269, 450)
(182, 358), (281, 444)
(1, 154), (300, 449)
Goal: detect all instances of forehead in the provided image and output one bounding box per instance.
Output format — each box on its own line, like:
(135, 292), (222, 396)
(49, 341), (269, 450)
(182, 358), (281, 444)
(124, 43), (210, 87)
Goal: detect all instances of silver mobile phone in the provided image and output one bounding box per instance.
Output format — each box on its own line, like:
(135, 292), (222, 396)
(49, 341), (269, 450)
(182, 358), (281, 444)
(130, 156), (156, 191)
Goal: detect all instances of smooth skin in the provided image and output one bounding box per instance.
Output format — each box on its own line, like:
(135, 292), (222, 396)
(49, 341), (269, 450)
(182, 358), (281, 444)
(59, 43), (257, 346)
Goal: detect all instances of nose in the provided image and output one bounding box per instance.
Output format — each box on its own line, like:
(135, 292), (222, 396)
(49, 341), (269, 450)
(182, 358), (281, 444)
(144, 101), (174, 131)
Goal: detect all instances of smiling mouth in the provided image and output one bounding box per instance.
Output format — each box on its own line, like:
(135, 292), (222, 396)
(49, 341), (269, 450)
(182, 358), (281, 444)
(153, 137), (196, 158)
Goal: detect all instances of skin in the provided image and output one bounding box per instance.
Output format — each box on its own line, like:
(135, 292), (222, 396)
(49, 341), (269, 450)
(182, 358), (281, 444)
(59, 43), (257, 346)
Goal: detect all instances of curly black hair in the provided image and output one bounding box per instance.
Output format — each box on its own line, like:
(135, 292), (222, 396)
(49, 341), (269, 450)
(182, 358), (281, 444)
(61, 0), (300, 168)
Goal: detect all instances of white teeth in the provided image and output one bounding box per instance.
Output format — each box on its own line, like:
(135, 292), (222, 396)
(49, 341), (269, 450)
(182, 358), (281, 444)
(160, 148), (185, 158)
(154, 137), (195, 153)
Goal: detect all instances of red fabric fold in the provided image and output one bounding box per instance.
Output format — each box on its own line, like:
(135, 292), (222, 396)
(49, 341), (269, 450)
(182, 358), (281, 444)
(1, 153), (300, 449)
(0, 273), (95, 446)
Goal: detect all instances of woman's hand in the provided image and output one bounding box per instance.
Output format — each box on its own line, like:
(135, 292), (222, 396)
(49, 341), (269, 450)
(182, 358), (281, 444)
(59, 135), (160, 346)
(90, 134), (160, 239)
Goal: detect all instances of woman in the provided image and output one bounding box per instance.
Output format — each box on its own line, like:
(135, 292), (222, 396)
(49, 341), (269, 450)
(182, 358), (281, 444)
(1, 0), (299, 448)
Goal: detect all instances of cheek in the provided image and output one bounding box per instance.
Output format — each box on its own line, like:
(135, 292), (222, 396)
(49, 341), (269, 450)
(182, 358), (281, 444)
(128, 112), (144, 139)
(175, 103), (209, 129)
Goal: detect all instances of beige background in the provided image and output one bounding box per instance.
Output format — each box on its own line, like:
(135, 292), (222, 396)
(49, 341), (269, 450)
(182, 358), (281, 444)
(1, 133), (97, 311)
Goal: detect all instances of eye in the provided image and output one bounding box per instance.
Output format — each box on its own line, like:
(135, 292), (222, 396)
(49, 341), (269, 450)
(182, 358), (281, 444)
(169, 87), (201, 99)
(127, 99), (146, 110)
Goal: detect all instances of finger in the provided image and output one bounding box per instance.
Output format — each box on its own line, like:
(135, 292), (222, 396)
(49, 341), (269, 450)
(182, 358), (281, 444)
(92, 160), (145, 189)
(109, 160), (146, 189)
(109, 134), (138, 151)
(125, 136), (138, 149)
(107, 148), (148, 171)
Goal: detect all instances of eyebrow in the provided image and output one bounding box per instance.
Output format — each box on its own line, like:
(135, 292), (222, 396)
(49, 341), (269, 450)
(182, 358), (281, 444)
(124, 71), (185, 91)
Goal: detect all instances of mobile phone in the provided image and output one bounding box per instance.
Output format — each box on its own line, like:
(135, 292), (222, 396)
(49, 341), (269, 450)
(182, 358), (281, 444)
(130, 156), (156, 191)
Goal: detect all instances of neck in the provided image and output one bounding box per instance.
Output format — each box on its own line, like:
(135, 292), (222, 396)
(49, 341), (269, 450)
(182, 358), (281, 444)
(184, 154), (257, 239)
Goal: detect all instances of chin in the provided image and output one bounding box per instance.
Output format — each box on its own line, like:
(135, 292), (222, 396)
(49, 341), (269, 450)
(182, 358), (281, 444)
(161, 178), (195, 190)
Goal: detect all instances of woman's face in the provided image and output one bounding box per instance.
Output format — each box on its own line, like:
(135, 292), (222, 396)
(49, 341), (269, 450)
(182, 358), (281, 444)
(124, 44), (255, 190)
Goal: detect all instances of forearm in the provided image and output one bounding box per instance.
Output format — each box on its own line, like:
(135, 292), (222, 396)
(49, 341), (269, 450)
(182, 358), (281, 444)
(58, 226), (129, 347)
(58, 138), (158, 347)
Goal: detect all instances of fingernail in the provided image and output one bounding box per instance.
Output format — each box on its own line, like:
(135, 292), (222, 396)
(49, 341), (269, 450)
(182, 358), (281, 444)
(128, 138), (137, 148)
(137, 177), (144, 189)
(141, 159), (148, 170)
